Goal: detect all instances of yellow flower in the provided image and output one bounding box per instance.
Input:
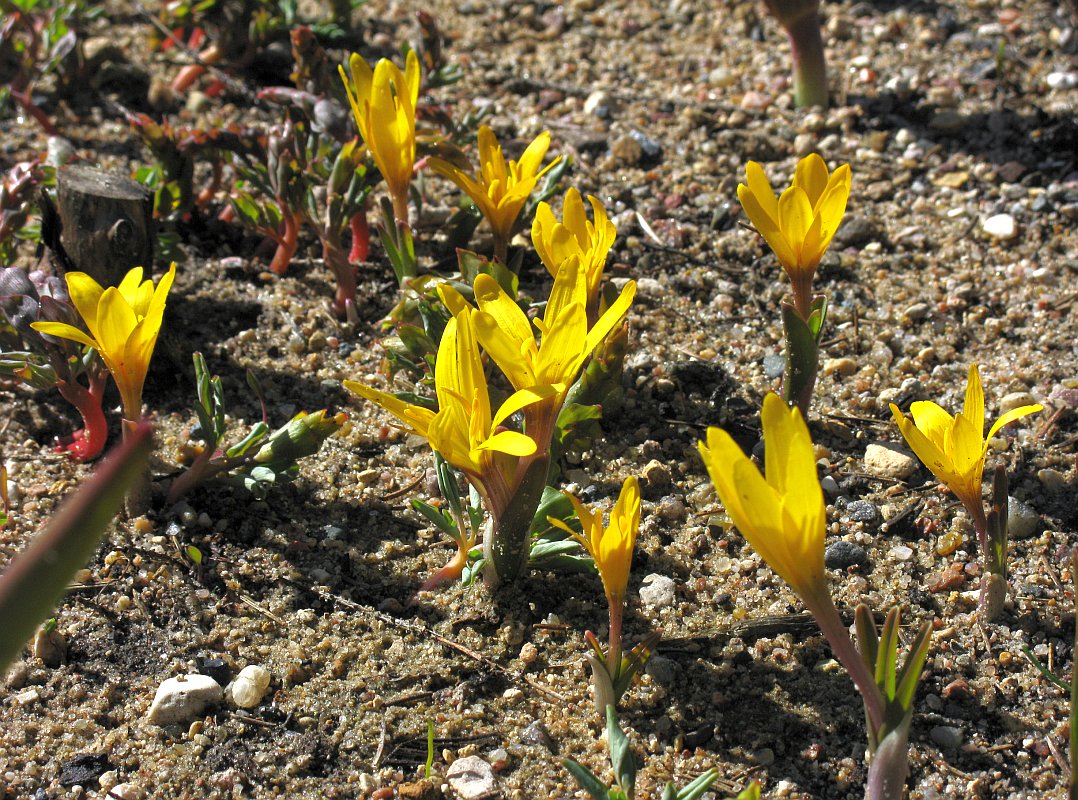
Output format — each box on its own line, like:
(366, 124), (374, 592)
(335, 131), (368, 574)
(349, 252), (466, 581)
(737, 154), (851, 313)
(698, 393), (828, 605)
(455, 256), (635, 404)
(889, 364), (1042, 519)
(531, 188), (616, 307)
(339, 49), (420, 220)
(429, 126), (560, 258)
(552, 476), (641, 606)
(32, 264), (177, 421)
(344, 303), (549, 507)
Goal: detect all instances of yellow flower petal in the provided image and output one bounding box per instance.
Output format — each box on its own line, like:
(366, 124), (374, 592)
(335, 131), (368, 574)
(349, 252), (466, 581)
(793, 153), (829, 207)
(985, 404), (1044, 444)
(28, 320), (97, 349)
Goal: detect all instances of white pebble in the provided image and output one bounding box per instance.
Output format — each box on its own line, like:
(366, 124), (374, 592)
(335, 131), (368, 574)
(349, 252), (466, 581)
(446, 755), (497, 800)
(863, 443), (918, 480)
(109, 784), (144, 800)
(1007, 499), (1040, 539)
(890, 545), (914, 561)
(228, 665), (272, 708)
(1047, 72), (1078, 89)
(638, 574), (677, 608)
(998, 391), (1038, 414)
(982, 213), (1017, 240)
(147, 674), (223, 724)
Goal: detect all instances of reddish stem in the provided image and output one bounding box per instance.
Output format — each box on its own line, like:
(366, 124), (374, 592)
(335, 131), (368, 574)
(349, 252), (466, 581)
(54, 378), (109, 462)
(9, 89), (59, 137)
(268, 211), (300, 275)
(348, 211), (370, 263)
(323, 239), (357, 319)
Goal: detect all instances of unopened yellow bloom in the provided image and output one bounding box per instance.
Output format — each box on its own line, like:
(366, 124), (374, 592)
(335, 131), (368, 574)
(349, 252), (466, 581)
(552, 476), (640, 605)
(344, 304), (548, 504)
(429, 126), (560, 258)
(737, 154), (851, 313)
(889, 364), (1042, 518)
(531, 188), (616, 307)
(699, 393), (828, 605)
(32, 264), (177, 421)
(340, 49), (420, 220)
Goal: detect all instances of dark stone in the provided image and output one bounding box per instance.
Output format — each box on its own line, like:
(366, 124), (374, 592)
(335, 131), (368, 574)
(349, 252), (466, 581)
(683, 723), (714, 749)
(59, 753), (112, 787)
(731, 650), (753, 667)
(825, 541), (869, 569)
(832, 214), (882, 247)
(846, 500), (878, 524)
(520, 720), (556, 752)
(198, 656), (232, 687)
(628, 129), (663, 162)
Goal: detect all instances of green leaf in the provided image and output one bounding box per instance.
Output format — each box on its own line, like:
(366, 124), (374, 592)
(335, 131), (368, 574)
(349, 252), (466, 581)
(855, 604), (879, 674)
(735, 781), (762, 800)
(673, 768), (719, 800)
(563, 759), (610, 800)
(410, 498), (458, 539)
(606, 705), (635, 796)
(894, 621), (933, 711)
(225, 422), (270, 458)
(806, 295), (828, 340)
(0, 424), (152, 672)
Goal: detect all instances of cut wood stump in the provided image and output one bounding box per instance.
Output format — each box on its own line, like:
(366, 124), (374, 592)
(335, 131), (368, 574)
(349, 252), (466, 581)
(55, 165), (154, 287)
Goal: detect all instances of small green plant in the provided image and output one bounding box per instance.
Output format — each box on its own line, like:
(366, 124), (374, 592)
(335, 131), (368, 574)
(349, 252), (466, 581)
(564, 706), (758, 800)
(167, 353), (347, 503)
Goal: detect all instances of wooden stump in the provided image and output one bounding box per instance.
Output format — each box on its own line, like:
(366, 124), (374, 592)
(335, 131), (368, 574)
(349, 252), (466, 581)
(56, 165), (154, 287)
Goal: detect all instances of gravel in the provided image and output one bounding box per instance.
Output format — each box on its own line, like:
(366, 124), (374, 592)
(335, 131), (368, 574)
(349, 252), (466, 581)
(0, 0), (1075, 798)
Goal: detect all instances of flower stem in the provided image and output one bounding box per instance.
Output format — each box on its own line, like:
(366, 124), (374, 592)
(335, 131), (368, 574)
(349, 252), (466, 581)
(55, 379), (108, 462)
(121, 418), (153, 517)
(806, 591), (885, 735)
(485, 456), (549, 584)
(785, 7), (829, 108)
(606, 598), (624, 675)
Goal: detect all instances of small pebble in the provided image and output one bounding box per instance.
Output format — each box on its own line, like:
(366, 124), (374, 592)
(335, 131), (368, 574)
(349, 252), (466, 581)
(109, 784), (144, 800)
(147, 674), (224, 724)
(1007, 498), (1040, 539)
(445, 755), (497, 800)
(1038, 468), (1066, 491)
(823, 357), (857, 377)
(998, 391), (1038, 414)
(982, 213), (1018, 240)
(864, 443), (918, 480)
(762, 353), (785, 378)
(638, 574), (677, 608)
(930, 725), (964, 750)
(644, 655), (678, 686)
(1046, 71), (1078, 89)
(228, 665), (271, 708)
(890, 545), (914, 561)
(825, 541), (868, 569)
(846, 500), (878, 524)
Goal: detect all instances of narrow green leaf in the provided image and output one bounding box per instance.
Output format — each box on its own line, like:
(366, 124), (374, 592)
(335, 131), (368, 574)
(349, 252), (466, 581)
(0, 424), (153, 671)
(563, 759), (610, 800)
(606, 705), (635, 796)
(674, 768), (719, 800)
(894, 621), (933, 711)
(855, 605), (879, 674)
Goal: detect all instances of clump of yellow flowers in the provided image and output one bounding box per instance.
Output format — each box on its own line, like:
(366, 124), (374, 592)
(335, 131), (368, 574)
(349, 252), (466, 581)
(890, 363), (1042, 618)
(346, 188), (635, 584)
(700, 394), (932, 800)
(737, 154), (850, 414)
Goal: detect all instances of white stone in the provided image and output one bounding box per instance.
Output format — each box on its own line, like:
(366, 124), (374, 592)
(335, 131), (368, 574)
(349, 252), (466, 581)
(109, 784), (144, 800)
(446, 755), (497, 800)
(982, 213), (1017, 240)
(864, 443), (918, 480)
(1047, 71), (1078, 89)
(228, 665), (271, 708)
(890, 545), (914, 561)
(1007, 498), (1040, 539)
(998, 391), (1038, 414)
(147, 674), (223, 724)
(638, 574), (676, 608)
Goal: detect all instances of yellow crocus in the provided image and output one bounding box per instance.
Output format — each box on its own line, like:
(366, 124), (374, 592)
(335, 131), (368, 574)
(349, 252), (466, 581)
(344, 304), (548, 508)
(429, 126), (560, 261)
(698, 392), (829, 607)
(889, 364), (1042, 523)
(737, 154), (851, 316)
(339, 49), (420, 222)
(553, 476), (640, 608)
(32, 264), (177, 422)
(531, 187), (616, 309)
(466, 257), (635, 401)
